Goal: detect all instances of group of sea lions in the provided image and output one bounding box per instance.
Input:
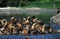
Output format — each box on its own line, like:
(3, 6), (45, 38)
(0, 16), (60, 36)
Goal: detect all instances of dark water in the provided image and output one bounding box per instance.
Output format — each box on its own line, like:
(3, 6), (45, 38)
(0, 34), (60, 39)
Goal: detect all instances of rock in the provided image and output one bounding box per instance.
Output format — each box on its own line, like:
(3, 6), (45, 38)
(50, 13), (60, 30)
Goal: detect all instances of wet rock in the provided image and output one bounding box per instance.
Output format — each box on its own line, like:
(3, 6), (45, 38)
(50, 13), (60, 29)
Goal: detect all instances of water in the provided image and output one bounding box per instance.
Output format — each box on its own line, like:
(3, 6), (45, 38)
(0, 34), (60, 39)
(29, 34), (60, 39)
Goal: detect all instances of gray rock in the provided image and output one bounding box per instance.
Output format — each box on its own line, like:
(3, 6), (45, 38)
(50, 13), (60, 27)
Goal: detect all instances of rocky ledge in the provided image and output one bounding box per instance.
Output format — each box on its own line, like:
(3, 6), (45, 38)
(50, 13), (60, 30)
